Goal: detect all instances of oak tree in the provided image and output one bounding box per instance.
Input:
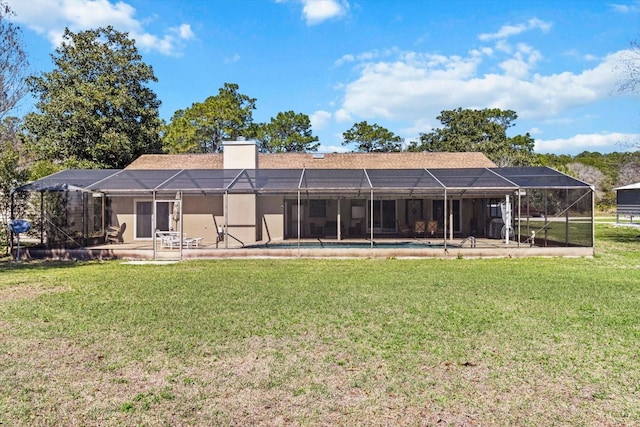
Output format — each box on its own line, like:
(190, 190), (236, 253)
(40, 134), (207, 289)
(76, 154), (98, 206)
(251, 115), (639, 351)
(23, 26), (162, 169)
(408, 108), (535, 166)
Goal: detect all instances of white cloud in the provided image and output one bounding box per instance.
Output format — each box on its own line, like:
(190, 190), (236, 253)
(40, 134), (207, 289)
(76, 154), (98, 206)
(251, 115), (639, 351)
(172, 23), (195, 41)
(310, 110), (332, 130)
(334, 108), (352, 123)
(335, 43), (628, 136)
(5, 0), (194, 56)
(535, 132), (639, 153)
(478, 18), (552, 41)
(303, 0), (344, 24)
(610, 2), (640, 13)
(278, 0), (349, 25)
(224, 53), (241, 64)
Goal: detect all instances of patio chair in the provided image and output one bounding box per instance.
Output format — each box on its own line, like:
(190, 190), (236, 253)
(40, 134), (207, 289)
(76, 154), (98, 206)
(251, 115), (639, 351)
(427, 220), (438, 237)
(160, 232), (184, 249)
(106, 224), (125, 244)
(413, 220), (426, 237)
(397, 221), (411, 237)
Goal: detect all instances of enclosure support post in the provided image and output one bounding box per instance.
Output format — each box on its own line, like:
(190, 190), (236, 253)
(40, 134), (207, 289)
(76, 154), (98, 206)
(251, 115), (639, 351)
(517, 190), (521, 248)
(152, 191), (157, 260)
(82, 192), (87, 248)
(9, 191), (15, 256)
(443, 189), (448, 250)
(370, 190), (374, 247)
(591, 186), (595, 249)
(40, 192), (44, 245)
(337, 198), (342, 241)
(565, 188), (569, 247)
(179, 191), (183, 261)
(224, 191), (229, 249)
(101, 194), (105, 244)
(297, 190), (301, 253)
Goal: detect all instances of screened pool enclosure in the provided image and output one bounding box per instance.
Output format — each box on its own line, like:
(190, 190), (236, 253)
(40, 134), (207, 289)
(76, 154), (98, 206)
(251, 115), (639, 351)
(10, 166), (594, 257)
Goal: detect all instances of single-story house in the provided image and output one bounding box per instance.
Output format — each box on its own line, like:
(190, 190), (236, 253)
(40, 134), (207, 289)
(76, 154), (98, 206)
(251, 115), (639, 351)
(10, 140), (595, 259)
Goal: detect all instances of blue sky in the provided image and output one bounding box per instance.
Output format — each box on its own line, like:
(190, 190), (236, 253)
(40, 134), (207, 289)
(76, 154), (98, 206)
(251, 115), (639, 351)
(6, 0), (640, 155)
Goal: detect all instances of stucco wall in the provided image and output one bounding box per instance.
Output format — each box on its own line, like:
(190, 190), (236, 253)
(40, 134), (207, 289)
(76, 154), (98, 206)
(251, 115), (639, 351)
(225, 193), (257, 246)
(107, 195), (224, 244)
(181, 195), (223, 243)
(258, 196), (284, 242)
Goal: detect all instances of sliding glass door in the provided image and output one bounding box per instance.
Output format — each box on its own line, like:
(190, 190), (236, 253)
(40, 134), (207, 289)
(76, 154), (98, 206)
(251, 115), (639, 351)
(135, 200), (171, 239)
(368, 200), (396, 233)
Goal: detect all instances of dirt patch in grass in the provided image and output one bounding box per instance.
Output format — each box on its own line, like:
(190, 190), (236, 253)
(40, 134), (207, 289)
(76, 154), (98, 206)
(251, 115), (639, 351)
(0, 284), (69, 303)
(1, 332), (636, 426)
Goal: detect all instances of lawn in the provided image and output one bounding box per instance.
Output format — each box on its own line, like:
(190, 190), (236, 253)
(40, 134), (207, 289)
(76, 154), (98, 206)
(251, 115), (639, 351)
(1, 224), (639, 426)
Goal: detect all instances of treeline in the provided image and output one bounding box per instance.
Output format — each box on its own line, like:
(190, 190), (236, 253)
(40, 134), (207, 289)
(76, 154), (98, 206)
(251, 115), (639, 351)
(536, 151), (640, 209)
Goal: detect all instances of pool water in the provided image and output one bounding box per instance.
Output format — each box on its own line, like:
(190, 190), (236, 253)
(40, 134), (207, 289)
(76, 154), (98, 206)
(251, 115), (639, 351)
(245, 240), (446, 249)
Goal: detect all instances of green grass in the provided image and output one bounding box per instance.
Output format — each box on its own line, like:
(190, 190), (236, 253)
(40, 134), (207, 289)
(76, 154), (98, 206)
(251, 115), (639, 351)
(0, 224), (639, 425)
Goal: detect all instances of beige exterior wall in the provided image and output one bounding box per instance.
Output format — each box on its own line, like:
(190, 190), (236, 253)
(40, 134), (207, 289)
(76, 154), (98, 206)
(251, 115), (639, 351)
(107, 195), (224, 244)
(181, 195), (223, 244)
(225, 193), (257, 247)
(258, 196), (284, 242)
(108, 197), (134, 242)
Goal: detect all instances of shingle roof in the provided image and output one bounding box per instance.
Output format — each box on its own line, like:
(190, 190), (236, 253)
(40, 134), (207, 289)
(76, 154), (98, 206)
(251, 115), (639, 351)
(127, 152), (496, 170)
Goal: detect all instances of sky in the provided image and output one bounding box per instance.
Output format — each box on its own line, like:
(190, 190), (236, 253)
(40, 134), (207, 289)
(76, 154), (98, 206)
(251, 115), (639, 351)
(5, 0), (640, 155)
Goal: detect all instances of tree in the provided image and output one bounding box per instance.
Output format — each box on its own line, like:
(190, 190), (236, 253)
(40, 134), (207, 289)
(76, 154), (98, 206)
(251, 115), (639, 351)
(616, 158), (640, 187)
(342, 121), (403, 152)
(567, 162), (610, 204)
(0, 117), (28, 254)
(617, 40), (640, 94)
(251, 111), (319, 153)
(162, 83), (256, 153)
(23, 26), (162, 169)
(0, 3), (28, 254)
(0, 2), (28, 119)
(408, 108), (535, 166)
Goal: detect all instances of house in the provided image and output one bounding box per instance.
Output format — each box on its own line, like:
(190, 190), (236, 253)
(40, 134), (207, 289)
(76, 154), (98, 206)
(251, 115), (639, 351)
(11, 140), (595, 259)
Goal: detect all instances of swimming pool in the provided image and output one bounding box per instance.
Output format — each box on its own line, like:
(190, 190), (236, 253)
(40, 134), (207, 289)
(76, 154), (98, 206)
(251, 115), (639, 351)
(245, 240), (447, 249)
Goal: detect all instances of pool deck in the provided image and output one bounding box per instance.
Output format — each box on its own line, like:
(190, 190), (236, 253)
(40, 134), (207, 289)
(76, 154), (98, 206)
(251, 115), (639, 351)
(15, 237), (595, 260)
